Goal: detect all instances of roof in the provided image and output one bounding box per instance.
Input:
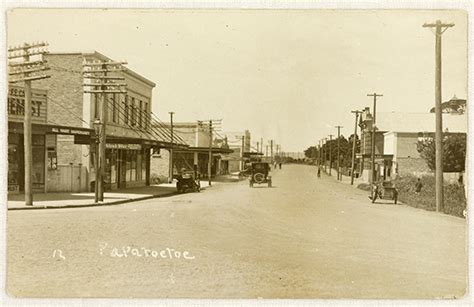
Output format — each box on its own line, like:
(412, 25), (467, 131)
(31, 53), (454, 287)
(375, 112), (467, 134)
(48, 51), (156, 87)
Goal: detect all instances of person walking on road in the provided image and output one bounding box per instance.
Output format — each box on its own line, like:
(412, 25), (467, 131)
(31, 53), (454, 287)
(415, 178), (423, 194)
(317, 166), (321, 178)
(279, 162), (282, 169)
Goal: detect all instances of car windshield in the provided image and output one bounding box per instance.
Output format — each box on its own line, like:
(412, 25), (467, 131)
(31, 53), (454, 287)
(253, 164), (266, 170)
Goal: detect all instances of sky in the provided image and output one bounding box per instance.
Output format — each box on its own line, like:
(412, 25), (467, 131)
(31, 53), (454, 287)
(7, 9), (468, 152)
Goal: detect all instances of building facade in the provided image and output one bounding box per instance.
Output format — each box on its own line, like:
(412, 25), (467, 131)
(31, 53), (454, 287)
(358, 105), (467, 182)
(8, 51), (185, 194)
(150, 122), (232, 181)
(221, 130), (251, 173)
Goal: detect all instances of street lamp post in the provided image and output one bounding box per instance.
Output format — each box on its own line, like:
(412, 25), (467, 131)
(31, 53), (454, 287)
(93, 119), (101, 203)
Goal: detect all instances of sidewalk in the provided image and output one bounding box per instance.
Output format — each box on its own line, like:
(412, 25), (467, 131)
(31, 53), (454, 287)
(8, 181), (210, 211)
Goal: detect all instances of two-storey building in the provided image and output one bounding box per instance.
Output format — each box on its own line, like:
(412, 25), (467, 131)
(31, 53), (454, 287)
(8, 51), (186, 193)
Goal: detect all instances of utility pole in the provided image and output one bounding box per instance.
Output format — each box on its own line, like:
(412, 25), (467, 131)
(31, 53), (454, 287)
(240, 135), (245, 170)
(367, 93), (383, 198)
(266, 145), (269, 160)
(260, 137), (263, 153)
(335, 126), (343, 181)
(8, 42), (50, 206)
(423, 20), (454, 213)
(350, 110), (363, 185)
(168, 111), (174, 183)
(318, 140), (322, 167)
(270, 140), (274, 164)
(256, 141), (259, 154)
(328, 135), (333, 176)
(83, 59), (127, 202)
(208, 120), (213, 186)
(323, 138), (327, 172)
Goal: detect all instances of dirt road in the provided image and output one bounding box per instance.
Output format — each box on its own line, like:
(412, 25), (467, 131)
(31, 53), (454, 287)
(7, 164), (467, 298)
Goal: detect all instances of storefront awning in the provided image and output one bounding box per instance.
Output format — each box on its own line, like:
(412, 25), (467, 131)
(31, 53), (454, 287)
(174, 146), (234, 154)
(105, 135), (189, 150)
(9, 121), (94, 136)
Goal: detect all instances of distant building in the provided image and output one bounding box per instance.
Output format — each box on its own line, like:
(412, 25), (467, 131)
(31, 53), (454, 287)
(150, 122), (233, 181)
(358, 105), (467, 182)
(221, 130), (251, 173)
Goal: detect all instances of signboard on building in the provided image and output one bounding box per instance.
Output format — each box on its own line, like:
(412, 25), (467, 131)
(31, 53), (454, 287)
(8, 86), (47, 123)
(106, 143), (142, 150)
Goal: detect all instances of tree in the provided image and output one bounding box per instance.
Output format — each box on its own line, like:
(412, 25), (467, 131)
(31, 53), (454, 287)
(304, 146), (318, 159)
(417, 133), (466, 172)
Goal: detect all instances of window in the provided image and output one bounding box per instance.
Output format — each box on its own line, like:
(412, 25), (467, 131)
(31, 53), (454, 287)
(144, 102), (149, 129)
(46, 134), (57, 170)
(139, 100), (143, 128)
(131, 97), (136, 126)
(137, 153), (142, 180)
(124, 96), (129, 125)
(141, 149), (147, 180)
(32, 135), (45, 185)
(93, 95), (99, 119)
(130, 150), (137, 180)
(125, 150), (131, 181)
(112, 94), (117, 123)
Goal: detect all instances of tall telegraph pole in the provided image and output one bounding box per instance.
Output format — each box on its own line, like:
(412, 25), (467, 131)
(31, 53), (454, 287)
(208, 120), (213, 186)
(83, 59), (127, 202)
(328, 135), (333, 176)
(423, 20), (455, 212)
(168, 111), (174, 183)
(240, 135), (245, 170)
(270, 140), (274, 164)
(367, 93), (383, 198)
(350, 110), (362, 185)
(335, 126), (343, 181)
(8, 42), (50, 206)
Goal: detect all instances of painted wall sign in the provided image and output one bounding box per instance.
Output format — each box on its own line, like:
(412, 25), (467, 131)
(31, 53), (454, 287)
(8, 86), (47, 123)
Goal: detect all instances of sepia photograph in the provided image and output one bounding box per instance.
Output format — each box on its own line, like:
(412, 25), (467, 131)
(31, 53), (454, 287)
(3, 6), (470, 301)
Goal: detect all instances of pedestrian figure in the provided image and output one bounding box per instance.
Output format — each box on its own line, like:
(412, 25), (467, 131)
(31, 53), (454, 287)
(279, 162), (282, 169)
(369, 181), (382, 203)
(317, 167), (321, 178)
(415, 178), (423, 193)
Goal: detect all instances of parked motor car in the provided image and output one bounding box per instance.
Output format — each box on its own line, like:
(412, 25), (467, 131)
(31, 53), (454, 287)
(249, 162), (272, 188)
(175, 168), (201, 193)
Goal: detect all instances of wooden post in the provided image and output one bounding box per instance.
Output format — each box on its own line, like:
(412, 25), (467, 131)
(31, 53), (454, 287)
(350, 111), (362, 185)
(367, 93), (383, 198)
(208, 120), (212, 186)
(423, 20), (454, 212)
(8, 42), (50, 205)
(24, 76), (33, 205)
(169, 111), (174, 183)
(335, 126), (343, 180)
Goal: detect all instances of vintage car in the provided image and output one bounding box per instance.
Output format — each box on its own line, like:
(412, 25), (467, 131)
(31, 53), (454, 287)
(249, 162), (272, 188)
(175, 169), (201, 193)
(368, 181), (398, 204)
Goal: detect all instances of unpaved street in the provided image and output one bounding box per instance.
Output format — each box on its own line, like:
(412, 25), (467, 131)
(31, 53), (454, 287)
(7, 164), (467, 299)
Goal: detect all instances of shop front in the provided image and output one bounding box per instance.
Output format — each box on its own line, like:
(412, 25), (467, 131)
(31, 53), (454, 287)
(8, 122), (94, 194)
(102, 143), (150, 190)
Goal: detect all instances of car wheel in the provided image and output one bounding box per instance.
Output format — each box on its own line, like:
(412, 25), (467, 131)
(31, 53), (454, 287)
(254, 173), (265, 184)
